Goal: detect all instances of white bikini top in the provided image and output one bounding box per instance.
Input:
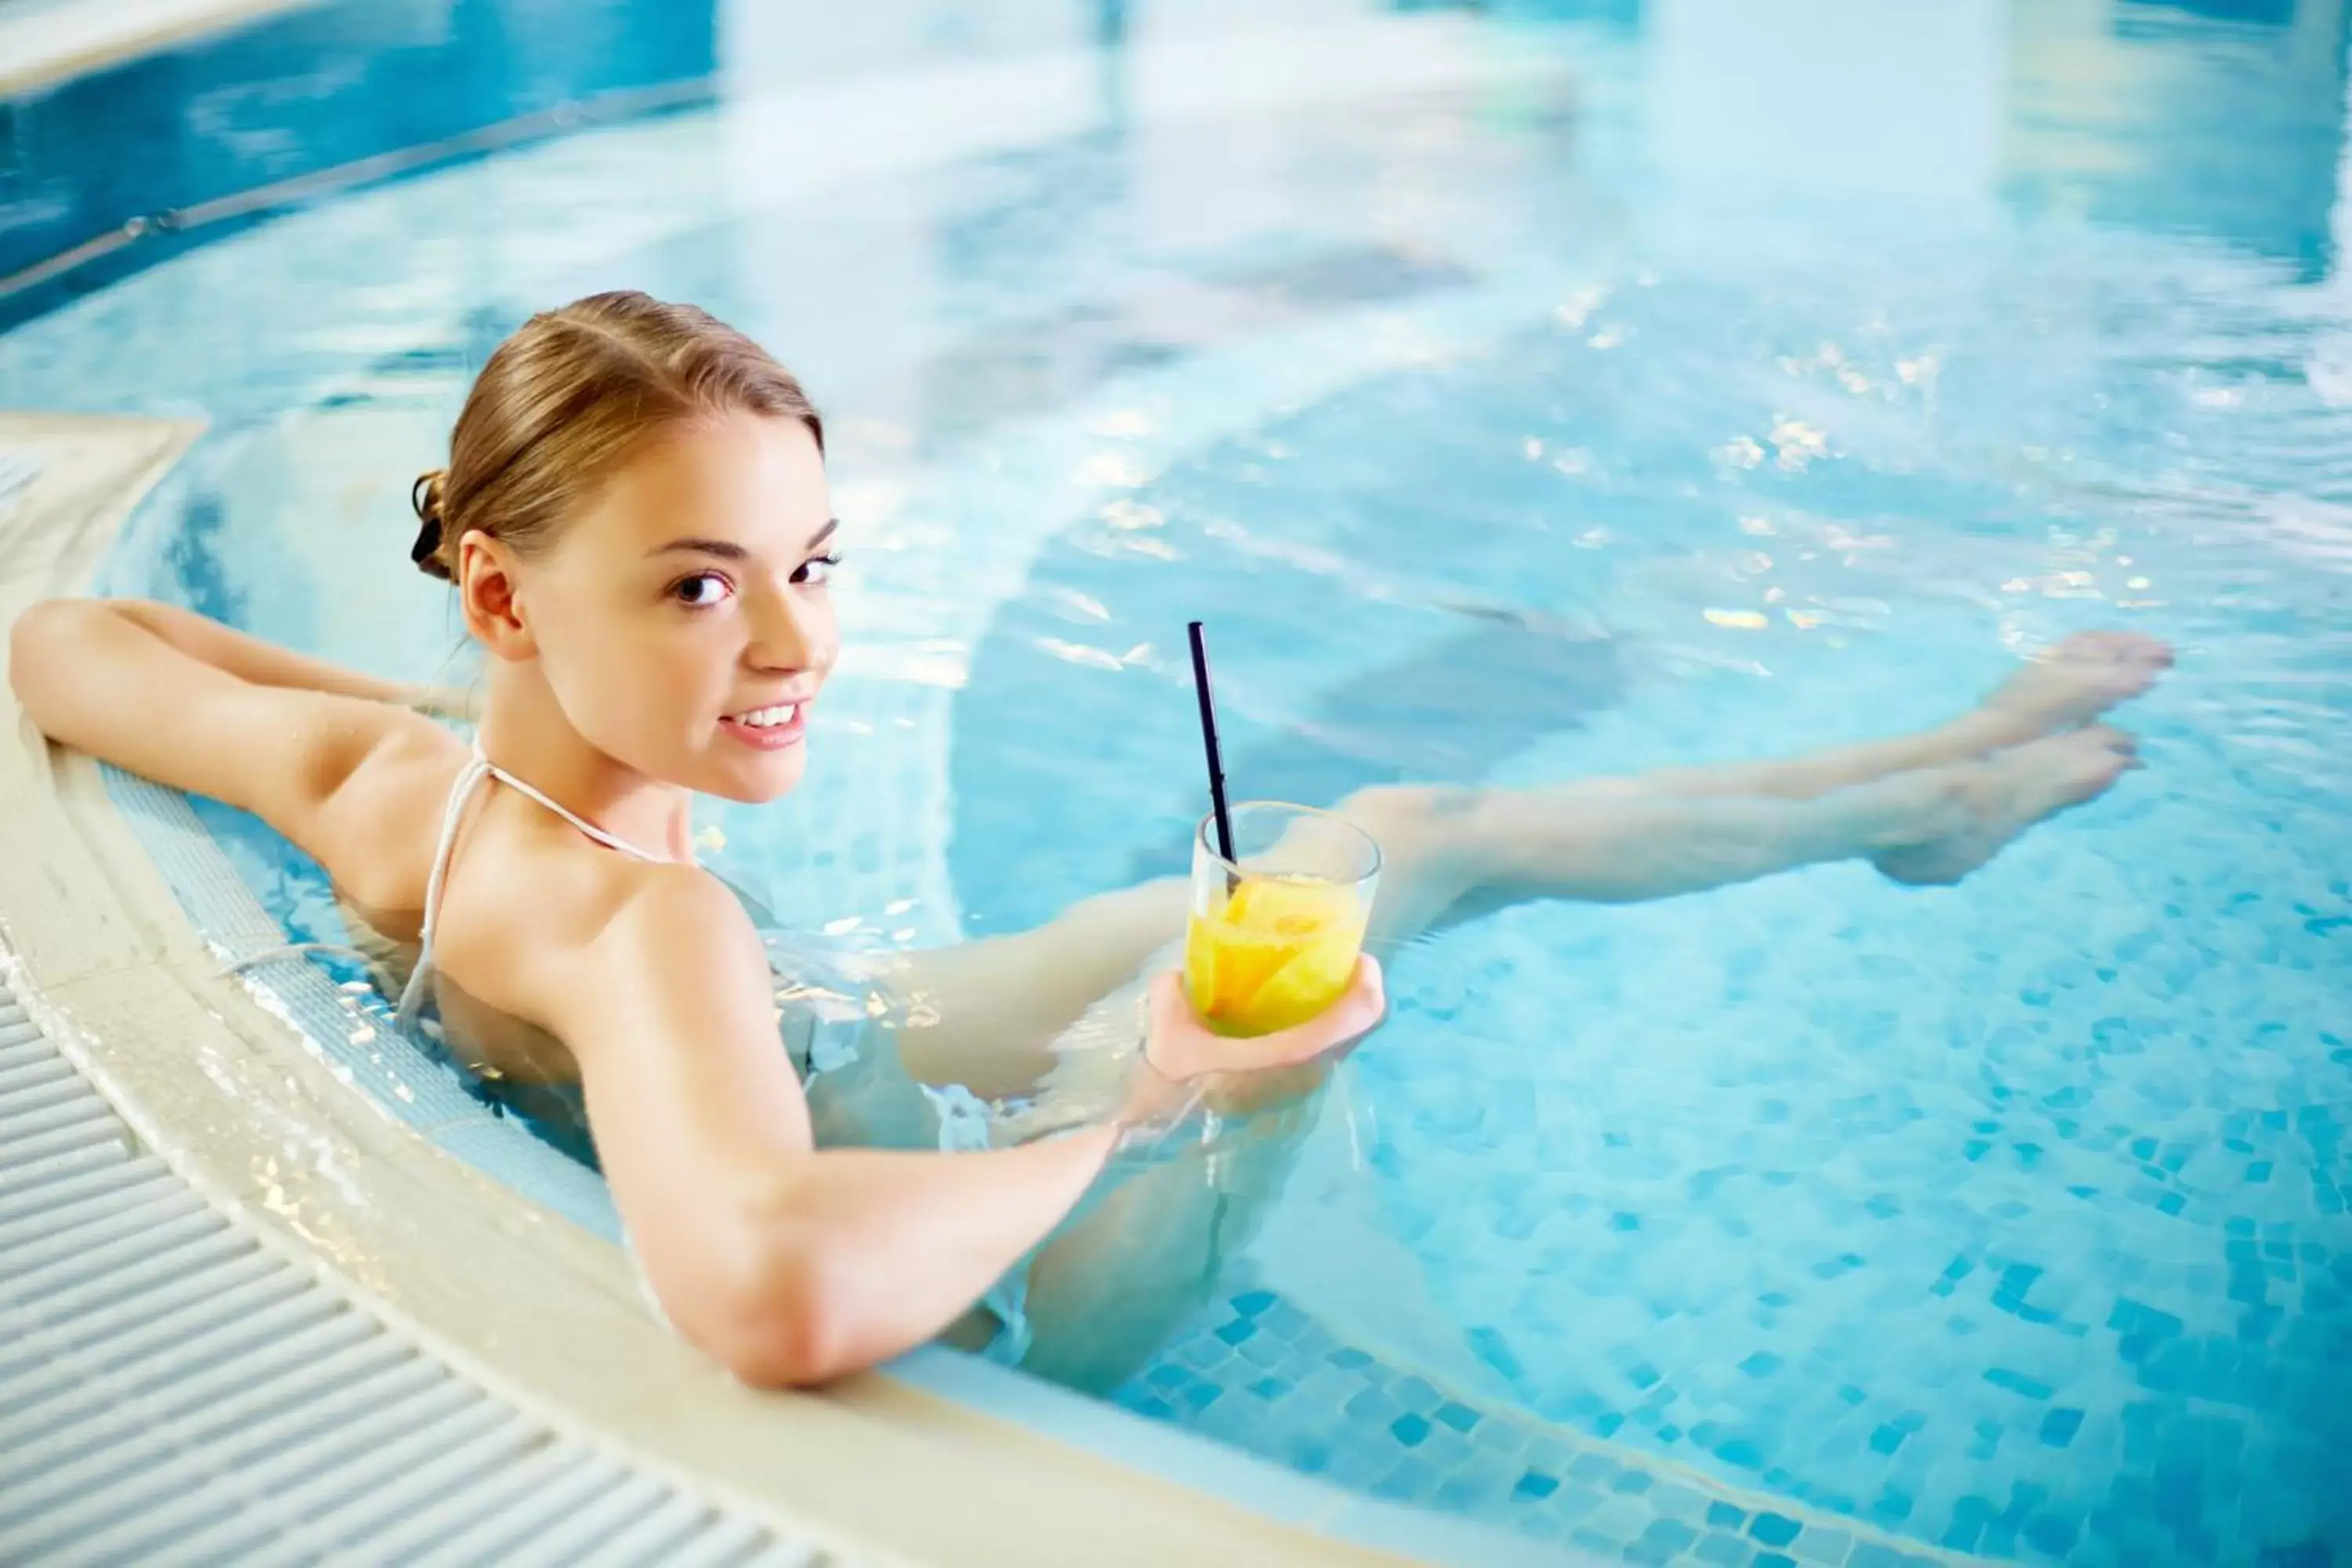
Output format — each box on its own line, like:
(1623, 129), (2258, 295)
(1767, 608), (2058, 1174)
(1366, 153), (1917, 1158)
(393, 743), (674, 1029)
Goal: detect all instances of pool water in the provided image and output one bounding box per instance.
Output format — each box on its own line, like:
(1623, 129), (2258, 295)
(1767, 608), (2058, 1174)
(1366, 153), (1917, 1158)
(7, 2), (2350, 1564)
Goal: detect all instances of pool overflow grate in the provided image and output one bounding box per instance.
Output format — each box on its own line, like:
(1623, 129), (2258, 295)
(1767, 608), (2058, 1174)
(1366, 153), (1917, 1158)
(0, 979), (833, 1567)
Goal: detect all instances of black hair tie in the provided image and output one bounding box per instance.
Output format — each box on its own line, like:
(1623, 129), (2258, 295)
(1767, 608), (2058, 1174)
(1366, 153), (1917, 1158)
(410, 473), (445, 568)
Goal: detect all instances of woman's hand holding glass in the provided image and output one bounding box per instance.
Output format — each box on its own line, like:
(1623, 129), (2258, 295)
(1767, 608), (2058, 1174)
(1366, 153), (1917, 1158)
(1112, 957), (1385, 1145)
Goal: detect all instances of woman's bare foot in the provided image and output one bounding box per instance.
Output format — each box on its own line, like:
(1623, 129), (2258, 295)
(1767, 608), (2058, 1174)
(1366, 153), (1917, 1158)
(1873, 725), (2140, 886)
(1971, 632), (2172, 746)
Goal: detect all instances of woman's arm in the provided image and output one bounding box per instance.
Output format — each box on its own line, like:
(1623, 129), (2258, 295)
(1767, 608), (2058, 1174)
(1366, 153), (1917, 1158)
(9, 597), (437, 865)
(546, 867), (1380, 1386)
(547, 867), (1121, 1383)
(99, 598), (423, 702)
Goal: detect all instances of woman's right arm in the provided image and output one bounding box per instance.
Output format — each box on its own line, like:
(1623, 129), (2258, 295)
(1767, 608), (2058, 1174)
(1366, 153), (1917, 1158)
(546, 867), (1379, 1387)
(543, 866), (1116, 1385)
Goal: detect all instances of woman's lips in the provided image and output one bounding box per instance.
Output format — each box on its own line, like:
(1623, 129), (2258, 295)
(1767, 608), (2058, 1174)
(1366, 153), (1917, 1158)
(719, 701), (808, 751)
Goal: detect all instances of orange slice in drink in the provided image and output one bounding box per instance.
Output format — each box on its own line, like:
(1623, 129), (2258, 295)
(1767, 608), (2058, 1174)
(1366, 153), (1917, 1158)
(1185, 876), (1365, 1036)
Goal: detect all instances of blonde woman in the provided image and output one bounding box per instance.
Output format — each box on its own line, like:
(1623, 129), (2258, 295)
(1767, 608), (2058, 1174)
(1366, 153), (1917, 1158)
(9, 292), (2168, 1391)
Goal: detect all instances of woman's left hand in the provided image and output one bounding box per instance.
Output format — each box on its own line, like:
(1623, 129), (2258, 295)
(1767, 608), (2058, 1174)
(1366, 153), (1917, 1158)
(1117, 957), (1386, 1131)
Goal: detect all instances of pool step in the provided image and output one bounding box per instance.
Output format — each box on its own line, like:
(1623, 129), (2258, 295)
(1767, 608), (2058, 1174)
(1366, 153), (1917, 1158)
(0, 974), (834, 1567)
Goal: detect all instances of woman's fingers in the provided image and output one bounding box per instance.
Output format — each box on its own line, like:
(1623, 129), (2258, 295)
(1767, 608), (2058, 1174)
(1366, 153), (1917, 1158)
(1142, 957), (1387, 1081)
(1142, 972), (1210, 1080)
(1248, 954), (1386, 1068)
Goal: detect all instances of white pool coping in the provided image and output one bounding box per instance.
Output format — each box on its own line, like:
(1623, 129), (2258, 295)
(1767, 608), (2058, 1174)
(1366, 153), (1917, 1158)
(0, 0), (317, 96)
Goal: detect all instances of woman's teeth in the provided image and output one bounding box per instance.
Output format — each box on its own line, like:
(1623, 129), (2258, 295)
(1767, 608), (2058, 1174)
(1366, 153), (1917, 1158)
(734, 703), (799, 728)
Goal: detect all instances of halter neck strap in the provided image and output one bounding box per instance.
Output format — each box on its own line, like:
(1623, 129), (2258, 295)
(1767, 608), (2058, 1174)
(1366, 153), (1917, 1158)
(395, 743), (677, 1030)
(470, 742), (670, 865)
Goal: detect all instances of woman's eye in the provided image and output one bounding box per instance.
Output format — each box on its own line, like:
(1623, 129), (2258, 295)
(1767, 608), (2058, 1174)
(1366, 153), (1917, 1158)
(671, 572), (734, 607)
(793, 553), (842, 587)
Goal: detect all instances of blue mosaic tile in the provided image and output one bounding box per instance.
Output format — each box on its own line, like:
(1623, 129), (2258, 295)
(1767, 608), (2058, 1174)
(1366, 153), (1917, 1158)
(1568, 1451), (1621, 1486)
(2024, 1512), (2082, 1556)
(1111, 1140), (2339, 1568)
(1370, 1454), (1443, 1504)
(1695, 1532), (1753, 1567)
(1981, 1366), (2055, 1399)
(2040, 1406), (2085, 1446)
(1435, 1400), (1482, 1435)
(1792, 1525), (1852, 1564)
(1646, 1481), (1706, 1523)
(1940, 1496), (1995, 1553)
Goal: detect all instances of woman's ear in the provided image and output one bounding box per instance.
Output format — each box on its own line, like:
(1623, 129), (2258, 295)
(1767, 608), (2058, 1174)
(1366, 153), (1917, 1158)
(456, 533), (536, 662)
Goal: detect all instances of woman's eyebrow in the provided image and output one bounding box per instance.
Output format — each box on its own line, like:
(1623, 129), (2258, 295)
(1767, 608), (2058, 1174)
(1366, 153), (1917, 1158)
(646, 537), (750, 561)
(644, 518), (838, 562)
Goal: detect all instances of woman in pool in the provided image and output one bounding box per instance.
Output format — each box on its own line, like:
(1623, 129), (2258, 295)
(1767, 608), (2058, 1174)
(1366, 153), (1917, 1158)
(9, 292), (2169, 1392)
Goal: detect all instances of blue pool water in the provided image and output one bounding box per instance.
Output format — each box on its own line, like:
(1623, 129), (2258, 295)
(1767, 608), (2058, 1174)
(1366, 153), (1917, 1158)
(6, 2), (2350, 1563)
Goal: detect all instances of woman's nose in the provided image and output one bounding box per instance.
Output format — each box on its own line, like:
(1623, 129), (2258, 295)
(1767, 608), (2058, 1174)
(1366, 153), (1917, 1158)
(744, 582), (827, 673)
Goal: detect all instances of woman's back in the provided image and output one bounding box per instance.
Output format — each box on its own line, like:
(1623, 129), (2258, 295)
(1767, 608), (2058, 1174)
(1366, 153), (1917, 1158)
(319, 717), (641, 1090)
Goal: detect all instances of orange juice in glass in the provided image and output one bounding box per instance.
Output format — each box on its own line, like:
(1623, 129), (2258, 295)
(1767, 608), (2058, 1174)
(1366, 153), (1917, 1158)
(1184, 801), (1381, 1037)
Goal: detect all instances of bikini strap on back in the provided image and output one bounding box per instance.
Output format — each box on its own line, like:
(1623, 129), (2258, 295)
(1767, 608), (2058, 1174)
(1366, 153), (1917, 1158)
(396, 748), (495, 1027)
(396, 743), (670, 1030)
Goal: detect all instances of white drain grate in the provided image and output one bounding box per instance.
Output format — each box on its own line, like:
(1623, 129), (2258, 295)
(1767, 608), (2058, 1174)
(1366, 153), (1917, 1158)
(0, 982), (831, 1568)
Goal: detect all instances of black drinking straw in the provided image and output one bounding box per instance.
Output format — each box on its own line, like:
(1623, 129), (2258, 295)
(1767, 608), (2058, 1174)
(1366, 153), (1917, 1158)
(1186, 620), (1238, 873)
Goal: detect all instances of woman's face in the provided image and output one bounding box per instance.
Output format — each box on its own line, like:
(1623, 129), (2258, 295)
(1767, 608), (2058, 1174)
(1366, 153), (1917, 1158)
(512, 412), (840, 804)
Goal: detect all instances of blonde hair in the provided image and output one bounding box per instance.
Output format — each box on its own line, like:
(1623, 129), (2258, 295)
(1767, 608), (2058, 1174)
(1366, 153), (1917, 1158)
(409, 291), (823, 582)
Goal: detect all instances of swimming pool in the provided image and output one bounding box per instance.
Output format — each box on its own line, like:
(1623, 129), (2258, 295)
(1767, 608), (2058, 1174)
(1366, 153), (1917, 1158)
(5, 1), (2349, 1563)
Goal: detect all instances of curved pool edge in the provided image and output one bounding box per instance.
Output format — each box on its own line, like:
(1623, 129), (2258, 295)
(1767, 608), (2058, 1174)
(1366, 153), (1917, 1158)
(0, 412), (1578, 1566)
(0, 0), (313, 99)
(0, 964), (828, 1566)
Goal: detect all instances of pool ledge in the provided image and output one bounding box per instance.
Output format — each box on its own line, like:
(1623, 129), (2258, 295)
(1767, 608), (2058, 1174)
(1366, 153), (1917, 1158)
(0, 0), (316, 98)
(0, 411), (1469, 1566)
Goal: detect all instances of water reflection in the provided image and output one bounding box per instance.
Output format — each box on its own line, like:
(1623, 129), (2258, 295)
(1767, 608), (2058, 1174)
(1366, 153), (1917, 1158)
(2005, 0), (2350, 278)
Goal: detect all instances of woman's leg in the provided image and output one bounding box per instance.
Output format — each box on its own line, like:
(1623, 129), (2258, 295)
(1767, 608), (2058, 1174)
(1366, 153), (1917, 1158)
(1360, 724), (2138, 934)
(1015, 1098), (1319, 1391)
(889, 876), (1190, 1099)
(903, 637), (2169, 1388)
(1006, 725), (2146, 1390)
(1623, 630), (2170, 803)
(892, 632), (2169, 1095)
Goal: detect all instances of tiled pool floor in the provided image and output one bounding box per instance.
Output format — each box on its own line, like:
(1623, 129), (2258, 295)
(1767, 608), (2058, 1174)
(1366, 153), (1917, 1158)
(1124, 1273), (1965, 1568)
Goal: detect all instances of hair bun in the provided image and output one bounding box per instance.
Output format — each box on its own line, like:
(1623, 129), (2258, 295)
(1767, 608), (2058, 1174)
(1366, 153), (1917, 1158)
(410, 469), (451, 580)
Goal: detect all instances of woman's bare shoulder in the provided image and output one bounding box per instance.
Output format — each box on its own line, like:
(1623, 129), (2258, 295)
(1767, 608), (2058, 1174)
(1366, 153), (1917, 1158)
(309, 713), (474, 913)
(446, 835), (771, 1058)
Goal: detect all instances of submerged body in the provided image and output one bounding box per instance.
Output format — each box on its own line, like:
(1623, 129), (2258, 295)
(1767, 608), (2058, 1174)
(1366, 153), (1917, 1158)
(7, 292), (2172, 1392)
